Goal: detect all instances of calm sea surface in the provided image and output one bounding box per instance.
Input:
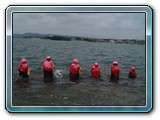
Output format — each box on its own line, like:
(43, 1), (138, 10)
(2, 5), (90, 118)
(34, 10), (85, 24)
(12, 38), (146, 106)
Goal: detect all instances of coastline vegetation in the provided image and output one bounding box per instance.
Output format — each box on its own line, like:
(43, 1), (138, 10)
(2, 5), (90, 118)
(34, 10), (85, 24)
(13, 33), (145, 45)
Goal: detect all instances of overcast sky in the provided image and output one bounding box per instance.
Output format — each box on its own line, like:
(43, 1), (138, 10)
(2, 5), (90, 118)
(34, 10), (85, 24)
(13, 13), (145, 40)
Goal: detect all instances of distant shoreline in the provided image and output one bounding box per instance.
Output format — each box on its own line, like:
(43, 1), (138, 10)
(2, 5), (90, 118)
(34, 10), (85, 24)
(13, 33), (145, 45)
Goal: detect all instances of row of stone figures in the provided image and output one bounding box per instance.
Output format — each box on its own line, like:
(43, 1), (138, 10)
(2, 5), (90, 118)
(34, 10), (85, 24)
(18, 56), (139, 82)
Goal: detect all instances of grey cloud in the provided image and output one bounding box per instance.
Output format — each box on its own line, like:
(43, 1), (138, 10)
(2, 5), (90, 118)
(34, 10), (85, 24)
(13, 13), (145, 40)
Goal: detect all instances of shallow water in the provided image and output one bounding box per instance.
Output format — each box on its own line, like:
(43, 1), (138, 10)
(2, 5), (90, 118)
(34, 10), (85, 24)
(12, 38), (146, 106)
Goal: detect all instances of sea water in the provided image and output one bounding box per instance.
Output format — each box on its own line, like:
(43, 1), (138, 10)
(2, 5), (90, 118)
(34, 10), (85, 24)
(12, 38), (146, 106)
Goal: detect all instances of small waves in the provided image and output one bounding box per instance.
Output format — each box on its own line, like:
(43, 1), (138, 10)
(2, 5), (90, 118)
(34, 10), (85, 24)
(12, 38), (146, 106)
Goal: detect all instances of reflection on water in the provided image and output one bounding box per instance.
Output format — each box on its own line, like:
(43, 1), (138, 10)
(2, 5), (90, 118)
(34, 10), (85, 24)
(12, 38), (146, 106)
